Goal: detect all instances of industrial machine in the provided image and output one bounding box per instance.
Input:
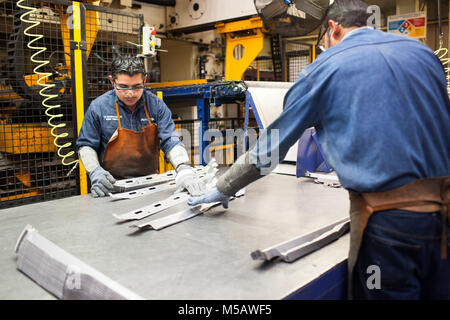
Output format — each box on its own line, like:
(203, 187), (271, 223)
(0, 0), (145, 207)
(0, 0), (333, 208)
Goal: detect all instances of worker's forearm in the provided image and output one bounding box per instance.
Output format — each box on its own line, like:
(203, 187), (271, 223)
(166, 144), (191, 171)
(78, 146), (100, 173)
(216, 151), (262, 196)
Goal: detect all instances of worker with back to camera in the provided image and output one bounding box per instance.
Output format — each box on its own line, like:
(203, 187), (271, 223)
(76, 55), (204, 197)
(189, 0), (450, 300)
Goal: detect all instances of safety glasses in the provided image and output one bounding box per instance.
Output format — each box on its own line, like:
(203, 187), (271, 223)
(317, 24), (330, 49)
(114, 82), (145, 91)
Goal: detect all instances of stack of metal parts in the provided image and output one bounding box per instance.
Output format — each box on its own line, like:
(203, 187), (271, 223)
(15, 225), (142, 300)
(111, 159), (244, 229)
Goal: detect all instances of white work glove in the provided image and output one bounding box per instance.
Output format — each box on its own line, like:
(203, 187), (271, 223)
(89, 166), (116, 198)
(187, 187), (229, 209)
(175, 167), (206, 196)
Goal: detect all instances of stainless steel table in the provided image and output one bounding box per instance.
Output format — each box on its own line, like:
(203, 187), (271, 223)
(0, 173), (350, 300)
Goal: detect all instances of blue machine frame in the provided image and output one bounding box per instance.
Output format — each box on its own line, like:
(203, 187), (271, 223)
(150, 81), (247, 165)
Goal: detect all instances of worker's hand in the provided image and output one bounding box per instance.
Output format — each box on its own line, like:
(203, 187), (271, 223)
(188, 187), (229, 209)
(89, 166), (116, 198)
(175, 167), (206, 196)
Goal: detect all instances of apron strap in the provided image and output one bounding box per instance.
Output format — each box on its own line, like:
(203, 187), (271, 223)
(143, 103), (152, 124)
(114, 99), (122, 129)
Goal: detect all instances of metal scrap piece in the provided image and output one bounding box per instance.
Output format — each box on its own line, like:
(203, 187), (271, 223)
(251, 217), (350, 262)
(112, 192), (190, 221)
(130, 189), (246, 231)
(109, 181), (178, 200)
(14, 225), (142, 300)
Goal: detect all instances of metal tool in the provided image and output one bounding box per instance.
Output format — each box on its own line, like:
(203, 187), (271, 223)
(112, 192), (191, 221)
(130, 189), (246, 231)
(109, 181), (178, 200)
(251, 217), (350, 262)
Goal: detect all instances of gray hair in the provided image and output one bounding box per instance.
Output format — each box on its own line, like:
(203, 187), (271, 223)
(111, 55), (145, 79)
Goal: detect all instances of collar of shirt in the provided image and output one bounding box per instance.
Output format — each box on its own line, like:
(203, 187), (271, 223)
(342, 26), (375, 42)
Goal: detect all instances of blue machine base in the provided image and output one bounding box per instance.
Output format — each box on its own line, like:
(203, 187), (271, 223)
(284, 260), (348, 300)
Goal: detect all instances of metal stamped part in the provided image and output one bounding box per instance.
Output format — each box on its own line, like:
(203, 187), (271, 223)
(15, 225), (143, 300)
(109, 181), (178, 200)
(112, 192), (190, 221)
(251, 217), (350, 262)
(112, 165), (212, 193)
(130, 188), (246, 230)
(112, 170), (177, 193)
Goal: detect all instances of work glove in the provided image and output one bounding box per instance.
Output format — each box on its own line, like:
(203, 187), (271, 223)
(187, 187), (229, 209)
(175, 167), (207, 196)
(89, 166), (116, 198)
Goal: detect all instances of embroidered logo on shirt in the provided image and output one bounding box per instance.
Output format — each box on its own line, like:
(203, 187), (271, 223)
(104, 115), (121, 121)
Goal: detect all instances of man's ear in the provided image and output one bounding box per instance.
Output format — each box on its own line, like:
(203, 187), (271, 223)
(143, 74), (148, 83)
(108, 75), (114, 84)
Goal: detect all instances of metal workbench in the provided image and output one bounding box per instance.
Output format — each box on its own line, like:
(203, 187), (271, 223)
(0, 173), (350, 300)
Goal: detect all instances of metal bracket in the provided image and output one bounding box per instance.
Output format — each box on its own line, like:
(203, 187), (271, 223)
(70, 40), (88, 51)
(251, 217), (350, 262)
(109, 181), (178, 200)
(130, 189), (246, 231)
(15, 225), (142, 300)
(110, 160), (219, 199)
(112, 192), (191, 221)
(113, 160), (221, 220)
(112, 165), (213, 193)
(112, 170), (177, 193)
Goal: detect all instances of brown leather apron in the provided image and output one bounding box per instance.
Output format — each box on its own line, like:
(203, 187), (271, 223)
(102, 99), (160, 179)
(347, 176), (450, 299)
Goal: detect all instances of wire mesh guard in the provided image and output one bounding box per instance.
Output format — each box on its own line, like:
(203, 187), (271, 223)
(243, 38), (312, 82)
(284, 41), (311, 82)
(0, 0), (142, 208)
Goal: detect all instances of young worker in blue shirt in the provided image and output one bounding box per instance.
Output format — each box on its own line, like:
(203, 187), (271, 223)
(76, 56), (204, 197)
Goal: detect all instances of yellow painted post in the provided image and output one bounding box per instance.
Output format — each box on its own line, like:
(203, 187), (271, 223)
(256, 60), (260, 81)
(72, 1), (88, 195)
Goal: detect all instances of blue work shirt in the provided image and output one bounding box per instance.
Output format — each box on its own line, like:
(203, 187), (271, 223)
(251, 28), (450, 193)
(76, 89), (180, 163)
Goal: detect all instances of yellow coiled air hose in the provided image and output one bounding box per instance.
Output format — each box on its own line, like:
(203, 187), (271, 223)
(16, 0), (79, 175)
(435, 44), (450, 94)
(435, 0), (450, 94)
